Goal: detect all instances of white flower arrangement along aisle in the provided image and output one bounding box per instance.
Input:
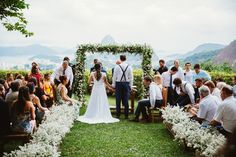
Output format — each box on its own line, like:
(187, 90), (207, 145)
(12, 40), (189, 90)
(161, 105), (226, 157)
(4, 104), (80, 157)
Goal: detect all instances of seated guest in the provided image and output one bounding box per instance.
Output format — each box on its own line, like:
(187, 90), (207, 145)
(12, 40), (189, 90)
(153, 74), (163, 90)
(194, 86), (219, 125)
(194, 78), (203, 103)
(27, 83), (49, 123)
(217, 81), (227, 91)
(193, 64), (211, 82)
(29, 77), (48, 107)
(184, 62), (194, 84)
(43, 73), (54, 107)
(0, 84), (6, 100)
(30, 64), (41, 85)
(173, 78), (195, 107)
(0, 79), (9, 95)
(11, 86), (36, 134)
(5, 81), (20, 116)
(6, 73), (14, 88)
(156, 59), (168, 75)
(210, 85), (236, 137)
(162, 67), (178, 105)
(131, 76), (163, 122)
(0, 97), (10, 136)
(204, 80), (221, 101)
(56, 75), (79, 106)
(233, 76), (236, 98)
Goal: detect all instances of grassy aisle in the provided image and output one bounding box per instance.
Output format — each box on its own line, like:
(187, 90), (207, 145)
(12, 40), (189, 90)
(60, 107), (194, 157)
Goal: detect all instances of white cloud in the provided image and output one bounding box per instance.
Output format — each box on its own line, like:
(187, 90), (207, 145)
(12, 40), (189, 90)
(0, 0), (235, 53)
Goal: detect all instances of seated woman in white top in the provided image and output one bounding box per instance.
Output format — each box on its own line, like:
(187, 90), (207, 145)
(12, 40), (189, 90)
(153, 74), (163, 90)
(204, 80), (221, 101)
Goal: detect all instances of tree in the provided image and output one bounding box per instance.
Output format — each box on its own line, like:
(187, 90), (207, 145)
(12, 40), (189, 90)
(0, 0), (33, 37)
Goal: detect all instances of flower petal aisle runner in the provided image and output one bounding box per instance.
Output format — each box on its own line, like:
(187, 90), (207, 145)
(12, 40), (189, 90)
(162, 105), (226, 157)
(4, 104), (80, 157)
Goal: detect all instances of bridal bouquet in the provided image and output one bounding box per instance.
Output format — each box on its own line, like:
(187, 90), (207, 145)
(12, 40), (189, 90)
(161, 105), (226, 157)
(4, 104), (80, 157)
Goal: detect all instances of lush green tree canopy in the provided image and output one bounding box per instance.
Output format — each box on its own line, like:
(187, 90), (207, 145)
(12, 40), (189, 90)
(0, 0), (33, 37)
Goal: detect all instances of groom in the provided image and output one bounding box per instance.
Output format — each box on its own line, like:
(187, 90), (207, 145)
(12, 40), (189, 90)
(112, 55), (133, 119)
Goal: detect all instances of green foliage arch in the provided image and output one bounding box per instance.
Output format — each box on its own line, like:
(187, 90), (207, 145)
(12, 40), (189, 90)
(74, 44), (154, 104)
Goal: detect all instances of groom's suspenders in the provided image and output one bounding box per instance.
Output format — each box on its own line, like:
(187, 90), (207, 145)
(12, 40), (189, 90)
(118, 65), (129, 82)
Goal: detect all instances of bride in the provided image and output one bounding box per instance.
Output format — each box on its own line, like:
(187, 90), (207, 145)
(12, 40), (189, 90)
(77, 63), (119, 124)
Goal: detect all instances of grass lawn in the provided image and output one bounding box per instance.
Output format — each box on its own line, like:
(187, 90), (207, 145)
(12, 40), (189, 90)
(59, 96), (194, 157)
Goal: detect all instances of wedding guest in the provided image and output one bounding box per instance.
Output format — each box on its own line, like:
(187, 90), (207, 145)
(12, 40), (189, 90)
(173, 78), (195, 107)
(162, 67), (178, 105)
(0, 84), (6, 100)
(0, 96), (10, 136)
(43, 74), (54, 98)
(153, 74), (163, 90)
(90, 59), (98, 73)
(30, 65), (41, 85)
(6, 73), (14, 88)
(112, 60), (121, 76)
(51, 61), (73, 97)
(217, 82), (227, 91)
(184, 62), (194, 84)
(112, 54), (133, 119)
(5, 81), (20, 116)
(0, 78), (9, 94)
(194, 78), (203, 103)
(11, 86), (36, 134)
(27, 83), (49, 123)
(171, 60), (184, 80)
(63, 56), (75, 74)
(192, 64), (211, 82)
(194, 86), (219, 125)
(204, 80), (221, 100)
(156, 59), (168, 75)
(210, 85), (236, 137)
(56, 75), (79, 106)
(98, 62), (107, 74)
(23, 73), (31, 86)
(131, 76), (163, 122)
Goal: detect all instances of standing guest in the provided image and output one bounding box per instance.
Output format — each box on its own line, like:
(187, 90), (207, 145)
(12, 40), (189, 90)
(0, 84), (6, 100)
(131, 76), (163, 122)
(51, 61), (73, 97)
(5, 81), (20, 116)
(0, 95), (10, 136)
(194, 86), (219, 125)
(162, 67), (178, 105)
(98, 62), (107, 74)
(172, 60), (184, 80)
(210, 85), (236, 137)
(6, 73), (14, 88)
(194, 78), (204, 103)
(11, 86), (36, 134)
(112, 60), (121, 76)
(183, 62), (194, 84)
(157, 59), (168, 75)
(233, 76), (236, 98)
(63, 57), (75, 74)
(173, 78), (195, 107)
(112, 54), (133, 119)
(56, 75), (79, 106)
(30, 65), (41, 85)
(27, 83), (49, 123)
(90, 59), (98, 73)
(193, 64), (211, 82)
(204, 80), (221, 100)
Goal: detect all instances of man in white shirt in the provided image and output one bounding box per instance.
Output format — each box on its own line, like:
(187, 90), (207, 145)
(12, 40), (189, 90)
(211, 85), (236, 137)
(162, 67), (178, 105)
(184, 62), (194, 84)
(131, 76), (163, 122)
(194, 86), (219, 125)
(204, 80), (222, 101)
(51, 61), (74, 97)
(173, 78), (195, 107)
(171, 60), (184, 80)
(112, 55), (133, 119)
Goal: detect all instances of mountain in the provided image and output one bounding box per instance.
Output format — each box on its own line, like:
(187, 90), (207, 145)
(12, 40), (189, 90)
(214, 40), (236, 68)
(0, 44), (58, 56)
(101, 35), (116, 45)
(184, 43), (225, 57)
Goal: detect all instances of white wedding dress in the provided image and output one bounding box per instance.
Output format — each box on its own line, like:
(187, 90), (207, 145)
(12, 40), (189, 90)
(77, 72), (119, 124)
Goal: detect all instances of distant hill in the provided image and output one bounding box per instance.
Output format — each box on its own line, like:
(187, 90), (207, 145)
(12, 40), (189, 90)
(0, 44), (59, 56)
(184, 43), (225, 57)
(101, 35), (116, 45)
(214, 40), (236, 68)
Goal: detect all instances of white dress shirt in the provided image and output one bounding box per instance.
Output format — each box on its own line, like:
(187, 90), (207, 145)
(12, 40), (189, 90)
(175, 81), (195, 104)
(184, 70), (194, 84)
(197, 95), (219, 123)
(212, 88), (221, 101)
(51, 66), (74, 87)
(214, 96), (236, 133)
(112, 62), (133, 88)
(149, 82), (163, 107)
(161, 71), (177, 88)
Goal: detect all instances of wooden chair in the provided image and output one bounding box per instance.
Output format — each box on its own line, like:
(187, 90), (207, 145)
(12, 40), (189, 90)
(148, 87), (168, 122)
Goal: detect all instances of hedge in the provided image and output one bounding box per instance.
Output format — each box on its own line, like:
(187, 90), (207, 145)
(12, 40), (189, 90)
(0, 70), (235, 99)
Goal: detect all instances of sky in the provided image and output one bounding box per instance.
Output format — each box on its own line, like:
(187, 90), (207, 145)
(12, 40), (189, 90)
(0, 0), (236, 54)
